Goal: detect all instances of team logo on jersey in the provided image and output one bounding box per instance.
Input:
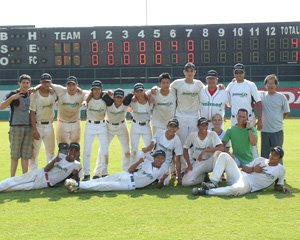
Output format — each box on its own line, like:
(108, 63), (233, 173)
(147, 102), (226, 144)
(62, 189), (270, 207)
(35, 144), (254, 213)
(62, 102), (80, 107)
(89, 108), (105, 113)
(202, 102), (222, 107)
(42, 103), (53, 109)
(157, 102), (173, 106)
(182, 92), (199, 97)
(232, 93), (248, 97)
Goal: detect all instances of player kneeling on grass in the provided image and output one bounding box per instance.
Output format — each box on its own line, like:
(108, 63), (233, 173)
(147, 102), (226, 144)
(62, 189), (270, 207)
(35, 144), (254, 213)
(65, 149), (168, 193)
(192, 146), (290, 196)
(0, 143), (82, 192)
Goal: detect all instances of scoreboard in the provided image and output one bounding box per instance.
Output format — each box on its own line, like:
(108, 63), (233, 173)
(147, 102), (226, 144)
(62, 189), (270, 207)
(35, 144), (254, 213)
(0, 21), (300, 85)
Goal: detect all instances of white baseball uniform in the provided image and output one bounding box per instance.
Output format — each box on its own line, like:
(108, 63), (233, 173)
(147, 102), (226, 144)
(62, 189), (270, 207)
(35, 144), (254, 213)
(51, 84), (85, 144)
(78, 153), (165, 191)
(182, 130), (222, 186)
(150, 89), (176, 137)
(226, 79), (261, 126)
(207, 152), (285, 196)
(0, 156), (82, 192)
(106, 102), (130, 171)
(170, 78), (204, 143)
(130, 100), (153, 161)
(29, 90), (57, 170)
(199, 87), (229, 129)
(83, 97), (108, 177)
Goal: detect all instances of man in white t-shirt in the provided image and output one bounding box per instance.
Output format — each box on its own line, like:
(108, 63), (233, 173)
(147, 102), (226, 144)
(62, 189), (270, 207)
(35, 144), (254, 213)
(182, 117), (224, 186)
(200, 70), (229, 130)
(0, 143), (82, 192)
(226, 63), (262, 159)
(192, 146), (290, 196)
(64, 149), (168, 192)
(29, 73), (57, 170)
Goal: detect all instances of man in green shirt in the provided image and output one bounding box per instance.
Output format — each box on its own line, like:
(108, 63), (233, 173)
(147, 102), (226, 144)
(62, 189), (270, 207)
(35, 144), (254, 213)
(223, 108), (257, 167)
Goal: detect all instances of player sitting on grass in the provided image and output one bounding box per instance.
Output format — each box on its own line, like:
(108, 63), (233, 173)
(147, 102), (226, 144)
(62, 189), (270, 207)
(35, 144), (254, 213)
(0, 143), (82, 192)
(192, 146), (290, 196)
(64, 149), (169, 193)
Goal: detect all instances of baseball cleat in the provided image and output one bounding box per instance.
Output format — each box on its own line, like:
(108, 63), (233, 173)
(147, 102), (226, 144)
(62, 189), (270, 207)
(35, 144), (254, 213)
(201, 180), (218, 190)
(192, 187), (207, 196)
(92, 175), (100, 179)
(64, 179), (79, 193)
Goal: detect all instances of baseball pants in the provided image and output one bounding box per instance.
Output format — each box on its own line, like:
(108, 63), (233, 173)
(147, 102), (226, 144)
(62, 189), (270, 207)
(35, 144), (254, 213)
(130, 121), (152, 162)
(79, 172), (135, 192)
(0, 169), (47, 192)
(182, 151), (220, 186)
(107, 122), (131, 171)
(83, 121), (109, 176)
(56, 120), (81, 144)
(207, 152), (251, 196)
(29, 123), (55, 170)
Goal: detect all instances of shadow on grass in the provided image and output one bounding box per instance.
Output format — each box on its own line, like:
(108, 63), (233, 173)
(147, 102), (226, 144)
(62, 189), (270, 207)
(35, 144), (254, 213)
(0, 181), (298, 204)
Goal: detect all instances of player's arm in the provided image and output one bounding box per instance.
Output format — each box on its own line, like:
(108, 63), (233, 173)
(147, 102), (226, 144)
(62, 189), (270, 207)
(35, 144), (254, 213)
(128, 158), (144, 173)
(283, 112), (289, 119)
(0, 92), (21, 110)
(174, 155), (182, 184)
(142, 141), (155, 153)
(242, 164), (264, 174)
(183, 148), (192, 172)
(70, 169), (81, 182)
(102, 93), (114, 106)
(254, 101), (262, 130)
(44, 154), (61, 172)
(123, 93), (134, 106)
(156, 172), (169, 189)
(247, 127), (257, 146)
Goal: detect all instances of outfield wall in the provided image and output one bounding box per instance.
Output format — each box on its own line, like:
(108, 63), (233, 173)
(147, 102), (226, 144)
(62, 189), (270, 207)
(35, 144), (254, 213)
(0, 81), (299, 120)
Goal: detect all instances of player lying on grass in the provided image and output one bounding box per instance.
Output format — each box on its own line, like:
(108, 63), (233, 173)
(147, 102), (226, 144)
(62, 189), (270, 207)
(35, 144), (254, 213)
(192, 146), (290, 196)
(64, 149), (169, 192)
(0, 143), (82, 192)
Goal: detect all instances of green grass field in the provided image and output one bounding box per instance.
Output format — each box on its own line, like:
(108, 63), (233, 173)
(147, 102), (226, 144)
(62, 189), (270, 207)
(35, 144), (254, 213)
(0, 120), (299, 240)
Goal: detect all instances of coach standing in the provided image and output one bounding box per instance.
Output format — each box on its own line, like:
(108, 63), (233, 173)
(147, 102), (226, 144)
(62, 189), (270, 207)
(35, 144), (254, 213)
(0, 74), (33, 176)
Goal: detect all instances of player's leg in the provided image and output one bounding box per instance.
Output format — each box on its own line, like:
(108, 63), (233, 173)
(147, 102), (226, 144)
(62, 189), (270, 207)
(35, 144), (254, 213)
(207, 180), (251, 196)
(79, 172), (134, 191)
(270, 130), (284, 164)
(9, 126), (23, 177)
(42, 124), (56, 163)
(261, 131), (271, 158)
(69, 121), (81, 143)
(117, 125), (131, 171)
(94, 125), (109, 177)
(56, 121), (71, 145)
(20, 126), (33, 174)
(130, 122), (141, 162)
(30, 138), (42, 170)
(141, 126), (152, 149)
(83, 124), (96, 178)
(0, 171), (36, 192)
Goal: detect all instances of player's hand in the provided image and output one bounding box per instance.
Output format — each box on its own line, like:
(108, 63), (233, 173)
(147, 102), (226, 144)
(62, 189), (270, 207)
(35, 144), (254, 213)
(282, 186), (291, 193)
(218, 84), (225, 90)
(141, 147), (148, 153)
(253, 164), (265, 173)
(33, 129), (40, 140)
(185, 164), (193, 173)
(150, 87), (158, 95)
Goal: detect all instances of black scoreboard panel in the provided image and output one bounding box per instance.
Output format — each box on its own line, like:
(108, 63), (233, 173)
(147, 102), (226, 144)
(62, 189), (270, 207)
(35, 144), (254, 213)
(0, 22), (299, 85)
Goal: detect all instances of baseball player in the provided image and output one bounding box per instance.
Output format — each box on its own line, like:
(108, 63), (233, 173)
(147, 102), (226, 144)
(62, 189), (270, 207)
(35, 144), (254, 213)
(170, 63), (204, 171)
(0, 143), (82, 192)
(29, 73), (57, 170)
(142, 118), (183, 184)
(211, 113), (230, 151)
(82, 80), (109, 180)
(199, 70), (229, 130)
(64, 149), (168, 192)
(129, 83), (153, 162)
(148, 73), (176, 138)
(226, 63), (262, 158)
(105, 88), (133, 173)
(192, 146), (290, 196)
(50, 76), (86, 151)
(182, 117), (224, 186)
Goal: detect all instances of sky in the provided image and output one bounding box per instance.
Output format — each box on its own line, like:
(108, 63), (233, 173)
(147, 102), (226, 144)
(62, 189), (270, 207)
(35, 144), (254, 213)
(0, 0), (299, 27)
